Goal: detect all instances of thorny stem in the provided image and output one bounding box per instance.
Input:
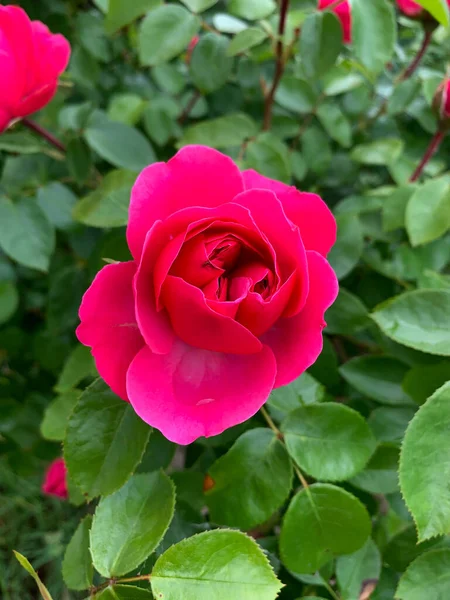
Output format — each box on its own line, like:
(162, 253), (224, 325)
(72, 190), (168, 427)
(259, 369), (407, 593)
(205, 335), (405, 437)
(22, 117), (66, 153)
(409, 130), (446, 182)
(262, 0), (290, 130)
(177, 90), (201, 125)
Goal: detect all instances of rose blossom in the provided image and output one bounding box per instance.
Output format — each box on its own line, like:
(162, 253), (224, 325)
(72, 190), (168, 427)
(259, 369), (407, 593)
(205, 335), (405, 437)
(397, 0), (450, 18)
(433, 78), (450, 121)
(42, 458), (68, 500)
(0, 5), (70, 133)
(318, 0), (351, 44)
(77, 146), (338, 445)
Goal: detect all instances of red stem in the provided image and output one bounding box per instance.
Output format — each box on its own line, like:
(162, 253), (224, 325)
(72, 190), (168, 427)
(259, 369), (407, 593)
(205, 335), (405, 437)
(410, 130), (445, 182)
(177, 90), (201, 125)
(402, 29), (433, 80)
(22, 117), (66, 153)
(262, 0), (290, 131)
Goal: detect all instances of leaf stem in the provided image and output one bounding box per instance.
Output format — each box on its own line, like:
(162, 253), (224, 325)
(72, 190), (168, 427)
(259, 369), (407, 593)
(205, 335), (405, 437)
(262, 0), (290, 130)
(22, 118), (66, 153)
(177, 90), (201, 125)
(409, 130), (445, 182)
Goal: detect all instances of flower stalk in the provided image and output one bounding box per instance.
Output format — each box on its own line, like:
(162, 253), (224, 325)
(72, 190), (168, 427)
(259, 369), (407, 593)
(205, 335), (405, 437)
(22, 117), (66, 153)
(409, 129), (446, 182)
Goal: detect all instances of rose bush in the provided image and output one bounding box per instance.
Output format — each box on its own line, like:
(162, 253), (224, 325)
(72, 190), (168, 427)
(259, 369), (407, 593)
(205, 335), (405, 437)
(77, 145), (337, 444)
(0, 4), (70, 133)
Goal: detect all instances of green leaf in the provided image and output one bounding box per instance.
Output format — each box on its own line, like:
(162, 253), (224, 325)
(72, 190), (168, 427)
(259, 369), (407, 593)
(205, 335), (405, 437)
(406, 178), (450, 246)
(245, 133), (291, 184)
(36, 183), (77, 231)
(282, 403), (376, 481)
(95, 586), (153, 599)
(268, 372), (325, 419)
(340, 356), (414, 406)
(384, 525), (446, 573)
(72, 169), (136, 228)
(144, 103), (181, 147)
(65, 380), (151, 499)
(0, 281), (18, 325)
(336, 539), (381, 600)
(368, 406), (416, 444)
(350, 0), (396, 74)
(139, 5), (200, 66)
(179, 0), (218, 13)
(0, 197), (55, 272)
(106, 0), (161, 33)
(382, 186), (416, 232)
(13, 551), (53, 600)
(351, 138), (403, 166)
(190, 34), (233, 93)
(300, 11), (342, 79)
(0, 132), (45, 154)
(323, 65), (364, 96)
(227, 28), (267, 56)
(371, 290), (450, 356)
(402, 361), (450, 405)
(302, 126), (332, 174)
(409, 0), (449, 26)
(328, 214), (363, 279)
(400, 382), (450, 541)
(280, 484), (371, 574)
(350, 444), (399, 494)
(205, 429), (293, 529)
(275, 76), (317, 114)
(387, 78), (421, 115)
(62, 516), (93, 591)
(107, 93), (147, 126)
(228, 0), (276, 20)
(151, 530), (283, 600)
(396, 549), (450, 600)
(55, 345), (96, 394)
(317, 102), (352, 148)
(41, 390), (80, 442)
(178, 113), (257, 149)
(67, 139), (92, 184)
(325, 288), (369, 335)
(84, 119), (155, 172)
(91, 471), (175, 577)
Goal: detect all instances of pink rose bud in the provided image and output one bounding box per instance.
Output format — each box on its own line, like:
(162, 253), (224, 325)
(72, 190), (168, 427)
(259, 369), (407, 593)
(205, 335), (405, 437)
(77, 146), (338, 445)
(397, 0), (450, 20)
(42, 458), (68, 500)
(0, 5), (71, 133)
(433, 79), (450, 124)
(318, 0), (352, 44)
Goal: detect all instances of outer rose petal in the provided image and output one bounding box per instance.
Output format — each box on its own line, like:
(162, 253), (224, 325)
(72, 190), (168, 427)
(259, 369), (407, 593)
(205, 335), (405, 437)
(242, 170), (336, 257)
(0, 107), (12, 133)
(76, 262), (144, 400)
(127, 146), (244, 259)
(318, 0), (351, 43)
(126, 340), (277, 444)
(42, 458), (68, 499)
(396, 0), (424, 17)
(261, 251), (338, 388)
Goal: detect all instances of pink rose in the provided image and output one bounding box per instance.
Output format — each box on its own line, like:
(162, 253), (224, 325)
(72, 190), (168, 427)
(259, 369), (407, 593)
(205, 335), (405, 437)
(397, 0), (450, 17)
(318, 0), (351, 44)
(77, 146), (338, 445)
(0, 5), (70, 133)
(42, 458), (68, 500)
(433, 79), (450, 121)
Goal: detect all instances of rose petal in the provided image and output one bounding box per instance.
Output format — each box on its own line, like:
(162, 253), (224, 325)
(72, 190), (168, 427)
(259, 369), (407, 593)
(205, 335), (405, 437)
(318, 0), (352, 44)
(261, 251), (338, 387)
(127, 146), (244, 259)
(162, 275), (262, 354)
(127, 340), (277, 444)
(76, 262), (144, 400)
(242, 170), (336, 257)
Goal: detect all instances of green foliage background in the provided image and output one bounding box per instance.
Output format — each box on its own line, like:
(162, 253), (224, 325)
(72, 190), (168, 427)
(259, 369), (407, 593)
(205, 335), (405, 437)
(1, 0), (450, 599)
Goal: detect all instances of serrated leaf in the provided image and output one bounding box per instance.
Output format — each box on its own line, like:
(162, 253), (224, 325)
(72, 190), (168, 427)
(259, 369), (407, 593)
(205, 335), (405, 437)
(406, 178), (450, 247)
(396, 549), (450, 600)
(280, 484), (371, 574)
(205, 429), (293, 529)
(65, 380), (151, 499)
(151, 530), (283, 600)
(41, 390), (80, 442)
(282, 403), (376, 481)
(62, 516), (93, 591)
(268, 372), (325, 419)
(350, 444), (399, 494)
(91, 471), (175, 577)
(190, 34), (233, 94)
(400, 382), (450, 541)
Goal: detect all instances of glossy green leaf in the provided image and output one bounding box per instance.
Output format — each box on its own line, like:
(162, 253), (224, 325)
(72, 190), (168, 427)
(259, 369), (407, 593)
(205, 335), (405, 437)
(368, 406), (416, 444)
(340, 356), (414, 405)
(62, 516), (93, 591)
(227, 28), (267, 56)
(245, 133), (291, 183)
(151, 530), (283, 600)
(72, 170), (136, 228)
(400, 382), (450, 541)
(106, 0), (161, 33)
(350, 444), (399, 494)
(351, 139), (403, 166)
(328, 214), (363, 279)
(396, 549), (450, 600)
(371, 290), (450, 356)
(91, 471), (175, 577)
(95, 586), (153, 599)
(41, 390), (80, 442)
(336, 539), (381, 600)
(65, 380), (151, 499)
(13, 551), (53, 600)
(205, 429), (293, 529)
(107, 94), (147, 126)
(406, 178), (450, 247)
(178, 113), (257, 149)
(350, 0), (396, 74)
(280, 484), (371, 574)
(36, 183), (77, 231)
(325, 288), (369, 334)
(0, 281), (18, 325)
(268, 372), (325, 419)
(282, 403), (376, 481)
(402, 361), (450, 405)
(384, 526), (446, 573)
(190, 34), (233, 93)
(317, 102), (352, 148)
(55, 345), (96, 394)
(300, 11), (342, 79)
(302, 126), (332, 174)
(382, 186), (416, 232)
(0, 197), (55, 272)
(228, 0), (276, 20)
(275, 76), (317, 114)
(179, 0), (218, 12)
